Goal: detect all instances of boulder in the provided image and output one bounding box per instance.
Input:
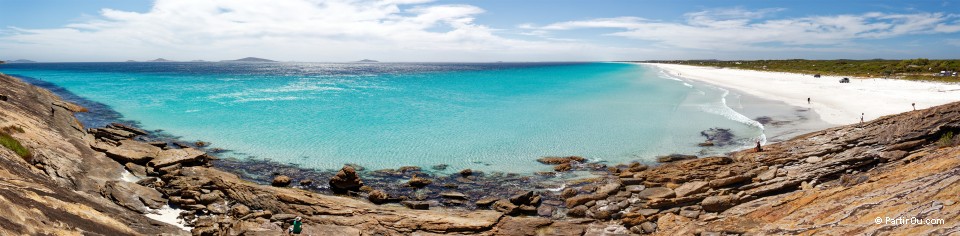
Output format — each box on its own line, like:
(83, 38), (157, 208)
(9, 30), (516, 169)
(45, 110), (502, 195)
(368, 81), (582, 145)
(98, 128), (136, 139)
(198, 192), (223, 204)
(271, 175), (291, 187)
(637, 208), (659, 217)
(101, 181), (165, 213)
(230, 204), (251, 217)
(565, 195), (594, 208)
(368, 190), (390, 204)
(459, 169), (473, 177)
(148, 147), (206, 168)
(401, 201), (430, 210)
(329, 165), (364, 193)
(108, 123), (149, 136)
(135, 177), (159, 187)
(493, 200), (519, 215)
(628, 163), (648, 172)
(105, 139), (162, 163)
(475, 197), (499, 208)
(125, 162), (148, 178)
(679, 208), (701, 218)
(621, 178), (644, 185)
(299, 179), (314, 186)
(207, 202), (228, 214)
(407, 175), (432, 188)
(674, 181), (709, 197)
(537, 205), (555, 217)
(398, 166), (421, 173)
(701, 195), (738, 212)
(537, 156), (586, 165)
(440, 191), (468, 200)
(708, 175), (751, 188)
(554, 163), (573, 172)
(756, 167), (778, 181)
(509, 191), (536, 205)
(626, 185), (646, 193)
(640, 222), (658, 233)
(637, 187), (675, 200)
(567, 205), (588, 217)
(621, 212), (646, 227)
(656, 154), (697, 163)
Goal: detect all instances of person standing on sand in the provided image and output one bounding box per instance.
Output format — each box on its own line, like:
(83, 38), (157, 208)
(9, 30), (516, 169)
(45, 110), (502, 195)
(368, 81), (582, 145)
(807, 97), (810, 104)
(861, 113), (864, 124)
(913, 103), (916, 111)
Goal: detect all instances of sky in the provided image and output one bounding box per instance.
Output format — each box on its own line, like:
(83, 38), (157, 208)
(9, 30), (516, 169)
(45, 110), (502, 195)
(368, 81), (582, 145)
(1, 0), (958, 62)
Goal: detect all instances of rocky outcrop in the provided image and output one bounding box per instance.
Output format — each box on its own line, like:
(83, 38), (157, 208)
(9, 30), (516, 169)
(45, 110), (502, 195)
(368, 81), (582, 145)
(0, 74), (186, 235)
(555, 100), (960, 235)
(328, 165), (363, 193)
(6, 71), (960, 235)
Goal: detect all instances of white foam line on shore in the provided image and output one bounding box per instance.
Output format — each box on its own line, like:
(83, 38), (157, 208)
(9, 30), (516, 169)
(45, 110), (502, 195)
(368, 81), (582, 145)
(120, 170), (141, 182)
(652, 66), (768, 146)
(145, 205), (192, 231)
(545, 183), (566, 192)
(118, 171), (190, 231)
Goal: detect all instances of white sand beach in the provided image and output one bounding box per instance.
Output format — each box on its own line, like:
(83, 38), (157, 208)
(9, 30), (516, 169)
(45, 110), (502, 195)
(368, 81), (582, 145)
(644, 63), (960, 125)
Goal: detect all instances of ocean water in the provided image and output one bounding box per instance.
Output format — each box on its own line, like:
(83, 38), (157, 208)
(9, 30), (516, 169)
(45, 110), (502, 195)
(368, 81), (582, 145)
(0, 62), (765, 173)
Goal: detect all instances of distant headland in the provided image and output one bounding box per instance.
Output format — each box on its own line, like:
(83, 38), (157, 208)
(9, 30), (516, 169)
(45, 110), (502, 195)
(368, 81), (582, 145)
(221, 57), (277, 63)
(4, 59), (37, 63)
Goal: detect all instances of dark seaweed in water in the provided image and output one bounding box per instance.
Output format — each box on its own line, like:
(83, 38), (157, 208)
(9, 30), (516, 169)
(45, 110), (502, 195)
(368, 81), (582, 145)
(700, 127), (735, 146)
(212, 157), (579, 211)
(754, 116), (773, 125)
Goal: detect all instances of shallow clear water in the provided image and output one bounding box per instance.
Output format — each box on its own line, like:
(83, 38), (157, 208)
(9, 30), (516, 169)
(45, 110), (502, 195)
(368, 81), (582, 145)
(1, 62), (764, 173)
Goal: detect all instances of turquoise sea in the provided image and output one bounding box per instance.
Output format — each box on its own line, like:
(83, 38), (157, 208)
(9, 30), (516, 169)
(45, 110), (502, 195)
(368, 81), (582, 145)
(0, 62), (766, 173)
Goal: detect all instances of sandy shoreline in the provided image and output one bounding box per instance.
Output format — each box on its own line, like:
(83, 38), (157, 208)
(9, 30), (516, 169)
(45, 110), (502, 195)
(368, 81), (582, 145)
(642, 63), (960, 125)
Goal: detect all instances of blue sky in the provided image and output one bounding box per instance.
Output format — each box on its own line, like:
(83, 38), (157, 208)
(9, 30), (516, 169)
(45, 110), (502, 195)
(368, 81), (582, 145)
(1, 0), (958, 62)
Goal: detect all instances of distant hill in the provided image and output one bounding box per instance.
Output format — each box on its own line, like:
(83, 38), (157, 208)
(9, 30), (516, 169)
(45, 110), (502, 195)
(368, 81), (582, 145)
(124, 60), (138, 62)
(6, 59), (37, 63)
(190, 60), (209, 62)
(148, 58), (175, 62)
(356, 59), (379, 63)
(221, 57), (276, 63)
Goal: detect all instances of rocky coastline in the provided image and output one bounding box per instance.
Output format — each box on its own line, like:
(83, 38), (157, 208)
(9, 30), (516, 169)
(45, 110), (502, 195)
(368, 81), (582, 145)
(2, 72), (960, 235)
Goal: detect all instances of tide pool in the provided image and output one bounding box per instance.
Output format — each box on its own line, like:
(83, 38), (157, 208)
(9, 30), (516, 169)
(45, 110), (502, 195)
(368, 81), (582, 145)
(1, 62), (764, 173)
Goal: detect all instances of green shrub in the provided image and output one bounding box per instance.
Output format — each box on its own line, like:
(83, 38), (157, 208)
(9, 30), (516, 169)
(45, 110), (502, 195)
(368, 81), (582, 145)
(937, 132), (955, 148)
(0, 132), (31, 161)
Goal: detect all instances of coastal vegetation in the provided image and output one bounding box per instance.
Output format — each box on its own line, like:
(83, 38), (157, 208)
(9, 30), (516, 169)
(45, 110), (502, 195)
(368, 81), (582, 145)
(644, 59), (960, 82)
(938, 131), (956, 148)
(0, 128), (31, 161)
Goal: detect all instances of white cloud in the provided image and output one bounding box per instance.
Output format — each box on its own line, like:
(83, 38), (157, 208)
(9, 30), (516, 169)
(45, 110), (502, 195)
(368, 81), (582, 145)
(0, 0), (636, 62)
(528, 9), (960, 50)
(2, 2), (958, 61)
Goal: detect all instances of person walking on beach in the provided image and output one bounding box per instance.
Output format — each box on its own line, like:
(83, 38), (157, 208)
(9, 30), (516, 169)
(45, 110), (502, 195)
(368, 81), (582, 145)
(287, 216), (303, 235)
(860, 113), (864, 124)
